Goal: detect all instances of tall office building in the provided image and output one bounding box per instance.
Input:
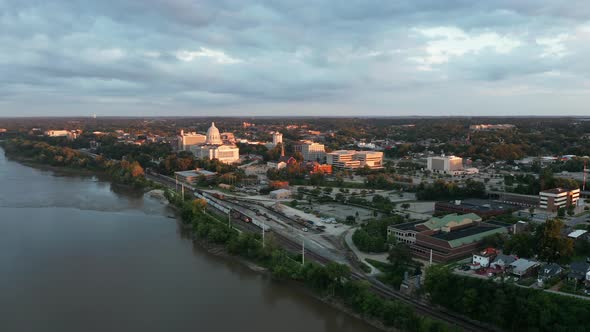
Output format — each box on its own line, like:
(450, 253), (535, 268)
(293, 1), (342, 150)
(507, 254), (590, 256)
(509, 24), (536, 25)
(427, 156), (463, 173)
(178, 130), (206, 151)
(272, 132), (283, 147)
(294, 141), (326, 162)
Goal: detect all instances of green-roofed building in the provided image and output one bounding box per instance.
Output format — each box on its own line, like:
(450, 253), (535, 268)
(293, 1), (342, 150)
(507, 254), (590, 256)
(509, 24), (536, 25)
(420, 213), (482, 231)
(387, 213), (509, 263)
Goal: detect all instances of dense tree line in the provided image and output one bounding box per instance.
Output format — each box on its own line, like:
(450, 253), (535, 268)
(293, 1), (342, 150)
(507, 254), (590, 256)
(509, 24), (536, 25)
(416, 179), (486, 201)
(483, 219), (575, 263)
(504, 167), (579, 195)
(157, 151), (239, 175)
(425, 266), (590, 331)
(96, 139), (172, 167)
(352, 215), (405, 253)
(1, 139), (149, 188)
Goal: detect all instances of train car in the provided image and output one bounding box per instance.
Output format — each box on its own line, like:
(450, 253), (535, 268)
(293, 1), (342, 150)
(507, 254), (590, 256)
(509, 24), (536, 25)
(194, 191), (231, 214)
(231, 210), (252, 223)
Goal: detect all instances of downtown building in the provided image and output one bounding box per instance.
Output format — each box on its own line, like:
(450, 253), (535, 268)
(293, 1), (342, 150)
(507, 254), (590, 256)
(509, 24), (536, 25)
(294, 140), (326, 162)
(387, 213), (509, 263)
(177, 130), (206, 151)
(326, 150), (383, 170)
(427, 155), (463, 174)
(190, 123), (240, 164)
(539, 188), (580, 212)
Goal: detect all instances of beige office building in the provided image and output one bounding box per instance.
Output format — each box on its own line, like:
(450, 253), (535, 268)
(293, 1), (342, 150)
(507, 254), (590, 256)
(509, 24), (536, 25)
(327, 150), (383, 170)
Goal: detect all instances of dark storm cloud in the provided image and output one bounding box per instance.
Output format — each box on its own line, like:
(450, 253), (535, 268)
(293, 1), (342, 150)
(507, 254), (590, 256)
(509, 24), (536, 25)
(0, 0), (589, 116)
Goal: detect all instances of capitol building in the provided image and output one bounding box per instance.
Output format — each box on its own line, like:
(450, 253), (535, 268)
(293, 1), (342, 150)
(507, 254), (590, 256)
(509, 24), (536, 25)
(190, 122), (240, 164)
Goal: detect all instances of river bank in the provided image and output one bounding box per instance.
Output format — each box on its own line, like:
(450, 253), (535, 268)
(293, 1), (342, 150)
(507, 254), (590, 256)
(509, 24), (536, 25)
(159, 191), (391, 330)
(1, 143), (445, 332)
(1, 148), (383, 332)
(181, 223), (394, 332)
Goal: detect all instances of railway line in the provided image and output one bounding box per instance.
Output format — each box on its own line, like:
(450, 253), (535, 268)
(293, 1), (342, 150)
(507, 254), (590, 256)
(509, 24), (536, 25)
(146, 171), (495, 331)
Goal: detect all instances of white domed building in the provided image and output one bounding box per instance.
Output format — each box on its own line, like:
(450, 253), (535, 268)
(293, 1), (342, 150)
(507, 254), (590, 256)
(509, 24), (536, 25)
(190, 122), (240, 164)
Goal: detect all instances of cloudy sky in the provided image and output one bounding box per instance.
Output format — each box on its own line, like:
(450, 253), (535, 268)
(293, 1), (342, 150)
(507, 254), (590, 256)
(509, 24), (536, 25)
(1, 0), (590, 117)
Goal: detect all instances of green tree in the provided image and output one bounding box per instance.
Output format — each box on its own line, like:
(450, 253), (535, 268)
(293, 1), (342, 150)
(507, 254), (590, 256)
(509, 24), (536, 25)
(387, 243), (413, 269)
(536, 219), (574, 262)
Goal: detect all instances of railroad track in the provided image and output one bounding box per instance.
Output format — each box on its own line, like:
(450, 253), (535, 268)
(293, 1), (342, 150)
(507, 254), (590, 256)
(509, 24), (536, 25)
(147, 171), (495, 331)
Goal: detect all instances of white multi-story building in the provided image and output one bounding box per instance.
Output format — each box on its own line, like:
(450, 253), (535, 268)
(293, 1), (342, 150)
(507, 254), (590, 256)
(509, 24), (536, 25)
(191, 123), (240, 164)
(427, 155), (463, 174)
(327, 150), (359, 169)
(327, 150), (383, 170)
(272, 132), (283, 147)
(178, 130), (206, 151)
(44, 130), (80, 140)
(294, 141), (326, 162)
(45, 130), (70, 137)
(539, 188), (580, 212)
(354, 151), (384, 169)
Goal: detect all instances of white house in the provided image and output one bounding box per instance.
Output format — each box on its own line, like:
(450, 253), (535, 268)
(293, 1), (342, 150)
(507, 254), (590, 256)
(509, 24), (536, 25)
(472, 248), (497, 268)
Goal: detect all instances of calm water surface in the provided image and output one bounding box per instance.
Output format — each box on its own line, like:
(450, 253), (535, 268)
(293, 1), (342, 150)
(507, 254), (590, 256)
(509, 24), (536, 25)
(0, 148), (379, 332)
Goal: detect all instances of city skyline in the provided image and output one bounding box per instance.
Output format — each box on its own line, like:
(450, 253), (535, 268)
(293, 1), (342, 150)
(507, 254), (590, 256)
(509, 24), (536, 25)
(2, 1), (590, 117)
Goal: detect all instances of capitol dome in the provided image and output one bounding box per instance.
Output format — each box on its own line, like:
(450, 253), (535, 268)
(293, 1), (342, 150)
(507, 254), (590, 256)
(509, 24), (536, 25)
(205, 122), (222, 145)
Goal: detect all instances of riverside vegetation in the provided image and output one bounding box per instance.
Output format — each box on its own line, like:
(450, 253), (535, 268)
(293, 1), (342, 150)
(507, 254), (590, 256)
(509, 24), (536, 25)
(0, 139), (151, 188)
(165, 191), (454, 332)
(425, 266), (590, 332)
(1, 138), (452, 332)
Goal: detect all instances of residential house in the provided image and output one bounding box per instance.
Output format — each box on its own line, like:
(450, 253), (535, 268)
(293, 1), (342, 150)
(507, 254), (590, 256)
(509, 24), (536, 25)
(537, 263), (563, 286)
(490, 254), (518, 270)
(510, 258), (540, 278)
(472, 248), (498, 269)
(567, 261), (590, 285)
(568, 230), (589, 241)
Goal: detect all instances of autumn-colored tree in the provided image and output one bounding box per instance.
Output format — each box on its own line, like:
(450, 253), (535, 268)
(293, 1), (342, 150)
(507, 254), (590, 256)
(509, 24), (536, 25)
(129, 161), (145, 177)
(192, 198), (207, 214)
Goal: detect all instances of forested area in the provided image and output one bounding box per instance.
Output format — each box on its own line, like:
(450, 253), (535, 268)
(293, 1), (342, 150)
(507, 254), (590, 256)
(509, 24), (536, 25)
(482, 219), (586, 264)
(1, 139), (150, 188)
(425, 266), (590, 332)
(352, 215), (405, 252)
(415, 179), (486, 201)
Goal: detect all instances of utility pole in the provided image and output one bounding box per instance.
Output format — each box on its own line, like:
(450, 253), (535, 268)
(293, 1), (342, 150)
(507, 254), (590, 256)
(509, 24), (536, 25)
(429, 249), (433, 266)
(228, 210), (231, 228)
(181, 183), (185, 200)
(262, 219), (265, 248)
(302, 237), (305, 265)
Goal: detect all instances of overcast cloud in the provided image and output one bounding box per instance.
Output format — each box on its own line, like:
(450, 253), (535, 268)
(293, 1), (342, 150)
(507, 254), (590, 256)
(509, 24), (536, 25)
(1, 0), (589, 116)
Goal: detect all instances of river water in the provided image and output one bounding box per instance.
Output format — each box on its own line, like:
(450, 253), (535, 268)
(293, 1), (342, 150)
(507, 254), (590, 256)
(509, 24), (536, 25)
(0, 148), (379, 332)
